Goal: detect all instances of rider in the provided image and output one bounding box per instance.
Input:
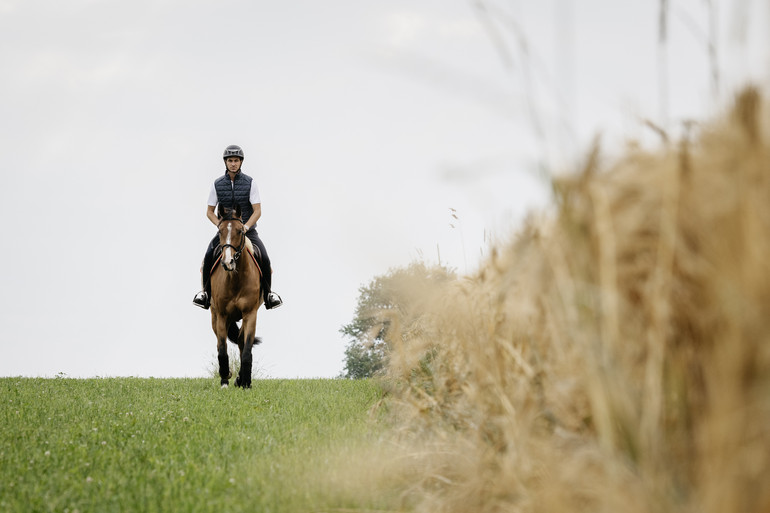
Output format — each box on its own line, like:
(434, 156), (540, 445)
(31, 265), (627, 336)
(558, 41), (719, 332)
(193, 144), (283, 310)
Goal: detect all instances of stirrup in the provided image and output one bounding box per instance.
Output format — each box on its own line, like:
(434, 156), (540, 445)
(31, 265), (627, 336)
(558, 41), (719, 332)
(192, 291), (210, 310)
(265, 292), (283, 310)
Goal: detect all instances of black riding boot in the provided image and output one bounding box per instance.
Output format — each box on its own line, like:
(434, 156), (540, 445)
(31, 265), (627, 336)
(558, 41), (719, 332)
(246, 230), (283, 310)
(192, 237), (217, 309)
(262, 269), (283, 310)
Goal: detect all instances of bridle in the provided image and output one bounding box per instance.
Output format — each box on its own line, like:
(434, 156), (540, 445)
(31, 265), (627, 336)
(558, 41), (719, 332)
(218, 219), (246, 264)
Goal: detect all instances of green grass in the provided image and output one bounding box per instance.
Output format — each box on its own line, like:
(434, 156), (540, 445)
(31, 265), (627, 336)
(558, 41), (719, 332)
(0, 377), (392, 513)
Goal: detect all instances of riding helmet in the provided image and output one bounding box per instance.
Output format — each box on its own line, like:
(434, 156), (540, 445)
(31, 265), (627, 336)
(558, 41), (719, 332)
(223, 144), (245, 161)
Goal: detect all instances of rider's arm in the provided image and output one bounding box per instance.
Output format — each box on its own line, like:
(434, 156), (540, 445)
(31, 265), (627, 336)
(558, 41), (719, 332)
(243, 181), (262, 231)
(244, 203), (261, 231)
(207, 205), (218, 226)
(206, 183), (219, 226)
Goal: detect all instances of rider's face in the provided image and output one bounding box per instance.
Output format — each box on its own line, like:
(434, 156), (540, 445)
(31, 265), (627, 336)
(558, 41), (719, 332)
(226, 157), (242, 174)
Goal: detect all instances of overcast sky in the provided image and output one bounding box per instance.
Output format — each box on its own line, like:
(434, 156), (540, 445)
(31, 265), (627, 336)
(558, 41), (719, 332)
(1, 0), (768, 379)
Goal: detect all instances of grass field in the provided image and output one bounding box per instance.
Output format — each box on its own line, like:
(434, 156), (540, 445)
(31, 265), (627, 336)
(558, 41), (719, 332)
(0, 377), (392, 513)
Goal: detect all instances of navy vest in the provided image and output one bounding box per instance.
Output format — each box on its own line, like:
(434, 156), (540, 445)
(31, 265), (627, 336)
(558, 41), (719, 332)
(214, 172), (254, 225)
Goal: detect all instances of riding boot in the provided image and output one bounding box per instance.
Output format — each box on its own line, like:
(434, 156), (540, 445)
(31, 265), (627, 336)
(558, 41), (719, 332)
(193, 242), (216, 309)
(265, 291), (283, 310)
(246, 231), (283, 310)
(192, 278), (212, 309)
(262, 270), (283, 310)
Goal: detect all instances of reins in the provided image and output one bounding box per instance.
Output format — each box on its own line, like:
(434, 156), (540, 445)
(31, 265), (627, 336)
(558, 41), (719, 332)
(210, 217), (263, 279)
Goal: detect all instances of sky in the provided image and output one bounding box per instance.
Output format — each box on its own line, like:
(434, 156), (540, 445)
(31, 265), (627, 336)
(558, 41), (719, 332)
(1, 0), (768, 379)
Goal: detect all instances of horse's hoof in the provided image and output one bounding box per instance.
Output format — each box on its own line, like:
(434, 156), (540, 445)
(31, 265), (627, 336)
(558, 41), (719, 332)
(235, 376), (251, 389)
(220, 384), (228, 389)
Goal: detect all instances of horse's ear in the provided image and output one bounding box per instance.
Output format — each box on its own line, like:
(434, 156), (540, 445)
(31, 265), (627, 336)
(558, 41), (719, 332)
(234, 204), (242, 219)
(216, 206), (223, 219)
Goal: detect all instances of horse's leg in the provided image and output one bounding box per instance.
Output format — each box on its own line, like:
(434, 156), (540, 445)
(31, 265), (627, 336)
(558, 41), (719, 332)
(235, 327), (245, 388)
(236, 311), (258, 388)
(213, 315), (230, 387)
(228, 318), (243, 385)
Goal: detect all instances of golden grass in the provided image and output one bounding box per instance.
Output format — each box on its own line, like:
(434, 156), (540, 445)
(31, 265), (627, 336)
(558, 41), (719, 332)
(370, 87), (770, 513)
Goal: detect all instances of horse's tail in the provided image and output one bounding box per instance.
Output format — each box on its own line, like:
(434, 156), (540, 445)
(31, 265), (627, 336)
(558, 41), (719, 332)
(227, 323), (240, 344)
(226, 322), (262, 345)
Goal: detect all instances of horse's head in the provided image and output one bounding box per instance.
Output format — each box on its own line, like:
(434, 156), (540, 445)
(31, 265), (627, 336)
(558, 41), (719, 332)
(217, 206), (245, 272)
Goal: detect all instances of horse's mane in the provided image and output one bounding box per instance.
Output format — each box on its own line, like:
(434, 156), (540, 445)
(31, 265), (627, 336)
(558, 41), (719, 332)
(216, 206), (254, 253)
(218, 206), (242, 222)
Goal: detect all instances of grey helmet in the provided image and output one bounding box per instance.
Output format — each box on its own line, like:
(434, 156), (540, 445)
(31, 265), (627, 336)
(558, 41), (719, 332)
(223, 144), (244, 161)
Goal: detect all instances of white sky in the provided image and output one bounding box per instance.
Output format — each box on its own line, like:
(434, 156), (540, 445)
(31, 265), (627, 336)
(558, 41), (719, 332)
(1, 0), (768, 379)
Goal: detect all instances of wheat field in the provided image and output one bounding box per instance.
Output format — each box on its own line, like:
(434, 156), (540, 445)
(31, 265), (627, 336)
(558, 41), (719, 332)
(366, 87), (770, 513)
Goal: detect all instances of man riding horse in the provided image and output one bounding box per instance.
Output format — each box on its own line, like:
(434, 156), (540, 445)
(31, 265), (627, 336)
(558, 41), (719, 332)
(193, 144), (283, 310)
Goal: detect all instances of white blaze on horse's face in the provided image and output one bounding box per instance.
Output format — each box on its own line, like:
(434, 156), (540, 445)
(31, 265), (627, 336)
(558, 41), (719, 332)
(224, 223), (233, 266)
(222, 223), (236, 271)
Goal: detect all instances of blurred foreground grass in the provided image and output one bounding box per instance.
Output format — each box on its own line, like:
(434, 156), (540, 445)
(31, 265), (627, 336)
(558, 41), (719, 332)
(367, 88), (770, 513)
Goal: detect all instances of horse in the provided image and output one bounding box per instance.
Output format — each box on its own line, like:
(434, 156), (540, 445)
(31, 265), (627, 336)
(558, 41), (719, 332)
(210, 205), (263, 388)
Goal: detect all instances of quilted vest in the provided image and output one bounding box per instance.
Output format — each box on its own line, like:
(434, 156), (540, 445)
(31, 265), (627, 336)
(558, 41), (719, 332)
(214, 172), (254, 225)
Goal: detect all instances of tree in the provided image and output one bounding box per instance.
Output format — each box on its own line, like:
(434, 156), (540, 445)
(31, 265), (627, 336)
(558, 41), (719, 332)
(339, 262), (456, 379)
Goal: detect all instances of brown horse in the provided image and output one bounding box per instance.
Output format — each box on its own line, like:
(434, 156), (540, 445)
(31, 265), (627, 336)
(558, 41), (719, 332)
(210, 205), (263, 388)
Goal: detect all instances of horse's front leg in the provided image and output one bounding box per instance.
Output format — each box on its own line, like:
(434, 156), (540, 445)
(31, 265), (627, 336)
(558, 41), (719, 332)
(213, 314), (230, 387)
(235, 311), (258, 389)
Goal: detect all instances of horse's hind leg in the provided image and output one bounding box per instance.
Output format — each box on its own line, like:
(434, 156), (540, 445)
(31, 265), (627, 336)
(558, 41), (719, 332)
(234, 330), (245, 388)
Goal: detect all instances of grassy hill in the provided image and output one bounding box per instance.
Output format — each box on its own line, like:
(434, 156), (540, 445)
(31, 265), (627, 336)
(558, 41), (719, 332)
(0, 377), (395, 513)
